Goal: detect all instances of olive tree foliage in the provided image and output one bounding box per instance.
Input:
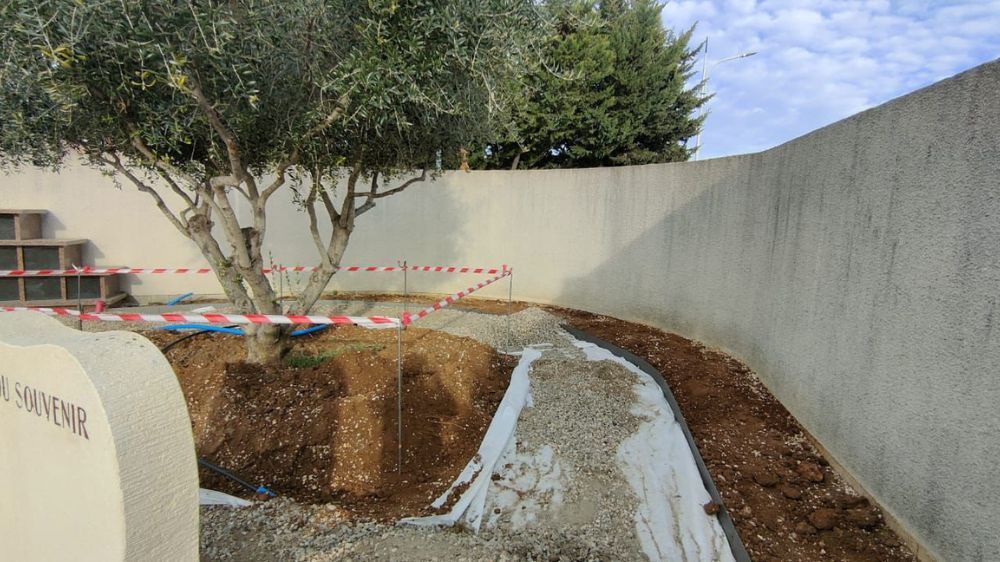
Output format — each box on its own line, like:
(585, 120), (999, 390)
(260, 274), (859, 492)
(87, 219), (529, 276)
(0, 0), (542, 363)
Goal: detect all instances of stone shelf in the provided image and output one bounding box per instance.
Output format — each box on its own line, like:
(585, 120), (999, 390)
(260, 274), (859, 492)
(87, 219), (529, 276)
(0, 210), (127, 308)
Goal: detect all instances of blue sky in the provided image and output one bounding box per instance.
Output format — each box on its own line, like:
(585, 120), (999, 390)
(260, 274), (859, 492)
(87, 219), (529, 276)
(662, 0), (1000, 159)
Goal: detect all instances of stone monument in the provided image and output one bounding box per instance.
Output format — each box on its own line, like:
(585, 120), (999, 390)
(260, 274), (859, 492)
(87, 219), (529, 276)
(0, 312), (198, 561)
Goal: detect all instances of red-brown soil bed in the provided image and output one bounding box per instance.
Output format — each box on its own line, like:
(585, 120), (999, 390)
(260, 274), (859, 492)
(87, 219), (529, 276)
(555, 307), (918, 562)
(145, 326), (513, 520)
(164, 293), (531, 315)
(325, 292), (531, 315)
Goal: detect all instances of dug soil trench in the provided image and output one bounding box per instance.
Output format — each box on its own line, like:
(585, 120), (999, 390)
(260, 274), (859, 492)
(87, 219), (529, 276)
(145, 326), (514, 520)
(555, 307), (917, 562)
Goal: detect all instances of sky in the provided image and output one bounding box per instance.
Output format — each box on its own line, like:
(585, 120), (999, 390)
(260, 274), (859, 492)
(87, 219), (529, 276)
(661, 0), (1000, 159)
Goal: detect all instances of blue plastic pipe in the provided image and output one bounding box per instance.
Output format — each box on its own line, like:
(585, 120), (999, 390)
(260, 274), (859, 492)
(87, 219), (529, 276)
(157, 323), (329, 337)
(165, 292), (195, 306)
(157, 324), (244, 335)
(290, 325), (329, 337)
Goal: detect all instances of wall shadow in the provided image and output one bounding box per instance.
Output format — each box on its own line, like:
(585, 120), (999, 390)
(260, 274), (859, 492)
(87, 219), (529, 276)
(548, 61), (1000, 562)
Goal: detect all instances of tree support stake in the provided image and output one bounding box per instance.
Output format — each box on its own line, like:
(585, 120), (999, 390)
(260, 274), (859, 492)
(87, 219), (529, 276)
(396, 322), (403, 473)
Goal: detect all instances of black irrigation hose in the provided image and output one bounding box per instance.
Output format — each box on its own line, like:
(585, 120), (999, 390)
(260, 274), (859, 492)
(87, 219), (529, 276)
(198, 458), (276, 497)
(159, 325), (239, 353)
(561, 324), (752, 562)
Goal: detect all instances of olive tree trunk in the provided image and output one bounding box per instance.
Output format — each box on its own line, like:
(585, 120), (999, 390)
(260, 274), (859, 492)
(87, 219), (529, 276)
(106, 139), (423, 366)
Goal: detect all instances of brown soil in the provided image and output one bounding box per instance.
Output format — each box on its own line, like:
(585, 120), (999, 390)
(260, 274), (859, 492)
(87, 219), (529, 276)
(148, 293), (530, 315)
(554, 307), (918, 562)
(325, 291), (531, 315)
(145, 326), (514, 520)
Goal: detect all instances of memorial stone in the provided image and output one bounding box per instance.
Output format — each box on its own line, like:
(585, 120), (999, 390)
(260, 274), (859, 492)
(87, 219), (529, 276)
(0, 312), (198, 561)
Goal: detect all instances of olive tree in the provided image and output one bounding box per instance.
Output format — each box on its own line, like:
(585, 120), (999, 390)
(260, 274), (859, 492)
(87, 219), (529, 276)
(0, 0), (541, 363)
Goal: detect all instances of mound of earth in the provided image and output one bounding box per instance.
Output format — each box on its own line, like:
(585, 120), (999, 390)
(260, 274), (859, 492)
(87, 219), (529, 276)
(145, 326), (513, 519)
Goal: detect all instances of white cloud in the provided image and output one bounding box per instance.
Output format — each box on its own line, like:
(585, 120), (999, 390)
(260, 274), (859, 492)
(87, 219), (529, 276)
(663, 0), (1000, 158)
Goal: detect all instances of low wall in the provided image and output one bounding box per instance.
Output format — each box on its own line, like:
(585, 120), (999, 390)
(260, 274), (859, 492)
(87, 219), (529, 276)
(2, 60), (998, 561)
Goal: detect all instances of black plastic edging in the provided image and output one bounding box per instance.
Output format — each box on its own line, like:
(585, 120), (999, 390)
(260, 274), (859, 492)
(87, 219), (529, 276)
(562, 324), (752, 562)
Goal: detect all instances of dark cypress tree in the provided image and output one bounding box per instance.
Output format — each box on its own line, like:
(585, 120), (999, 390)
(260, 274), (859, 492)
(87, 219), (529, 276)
(480, 0), (706, 169)
(603, 0), (706, 164)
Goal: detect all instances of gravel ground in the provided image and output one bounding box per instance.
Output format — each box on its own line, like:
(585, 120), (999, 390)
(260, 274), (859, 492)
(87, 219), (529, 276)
(52, 304), (688, 561)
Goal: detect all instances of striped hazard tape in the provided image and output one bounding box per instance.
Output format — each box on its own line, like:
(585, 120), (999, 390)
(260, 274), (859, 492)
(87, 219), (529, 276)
(271, 265), (504, 274)
(403, 269), (512, 326)
(272, 265), (400, 273)
(406, 266), (503, 274)
(0, 267), (214, 276)
(0, 307), (401, 329)
(2, 263), (513, 329)
(0, 265), (504, 276)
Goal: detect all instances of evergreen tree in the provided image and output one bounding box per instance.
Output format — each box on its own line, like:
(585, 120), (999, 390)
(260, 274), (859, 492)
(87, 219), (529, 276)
(482, 0), (706, 169)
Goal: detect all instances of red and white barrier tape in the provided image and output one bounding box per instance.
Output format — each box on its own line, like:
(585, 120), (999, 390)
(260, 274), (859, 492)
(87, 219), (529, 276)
(270, 265), (400, 273)
(0, 265), (505, 276)
(2, 263), (513, 328)
(0, 267), (214, 276)
(402, 269), (512, 326)
(270, 265), (504, 274)
(406, 266), (503, 274)
(1, 306), (400, 329)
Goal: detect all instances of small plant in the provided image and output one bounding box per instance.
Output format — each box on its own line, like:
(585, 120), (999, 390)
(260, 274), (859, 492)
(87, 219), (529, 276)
(285, 343), (384, 369)
(285, 349), (338, 369)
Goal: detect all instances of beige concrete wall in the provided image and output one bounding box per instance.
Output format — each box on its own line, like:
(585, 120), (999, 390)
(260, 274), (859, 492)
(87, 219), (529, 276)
(1, 164), (222, 296)
(2, 60), (998, 561)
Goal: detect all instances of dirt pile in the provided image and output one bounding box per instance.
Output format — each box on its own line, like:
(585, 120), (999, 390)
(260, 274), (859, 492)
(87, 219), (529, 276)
(146, 326), (513, 519)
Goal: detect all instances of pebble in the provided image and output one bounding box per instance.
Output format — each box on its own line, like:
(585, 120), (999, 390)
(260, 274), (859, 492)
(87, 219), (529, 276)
(752, 469), (781, 487)
(794, 520), (817, 535)
(796, 462), (825, 483)
(781, 485), (802, 499)
(808, 508), (840, 531)
(845, 507), (882, 530)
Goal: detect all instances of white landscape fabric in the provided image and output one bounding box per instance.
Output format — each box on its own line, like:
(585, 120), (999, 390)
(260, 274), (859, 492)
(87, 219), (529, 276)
(399, 347), (543, 530)
(399, 337), (734, 562)
(199, 488), (252, 508)
(571, 338), (736, 562)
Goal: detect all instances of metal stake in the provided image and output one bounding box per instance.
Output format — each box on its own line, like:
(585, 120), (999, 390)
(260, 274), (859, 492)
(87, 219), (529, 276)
(74, 264), (82, 331)
(402, 260), (408, 315)
(506, 267), (513, 353)
(396, 322), (403, 473)
(278, 263), (284, 314)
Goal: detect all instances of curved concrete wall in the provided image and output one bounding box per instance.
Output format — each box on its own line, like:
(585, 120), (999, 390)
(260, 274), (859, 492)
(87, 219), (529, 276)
(2, 60), (998, 561)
